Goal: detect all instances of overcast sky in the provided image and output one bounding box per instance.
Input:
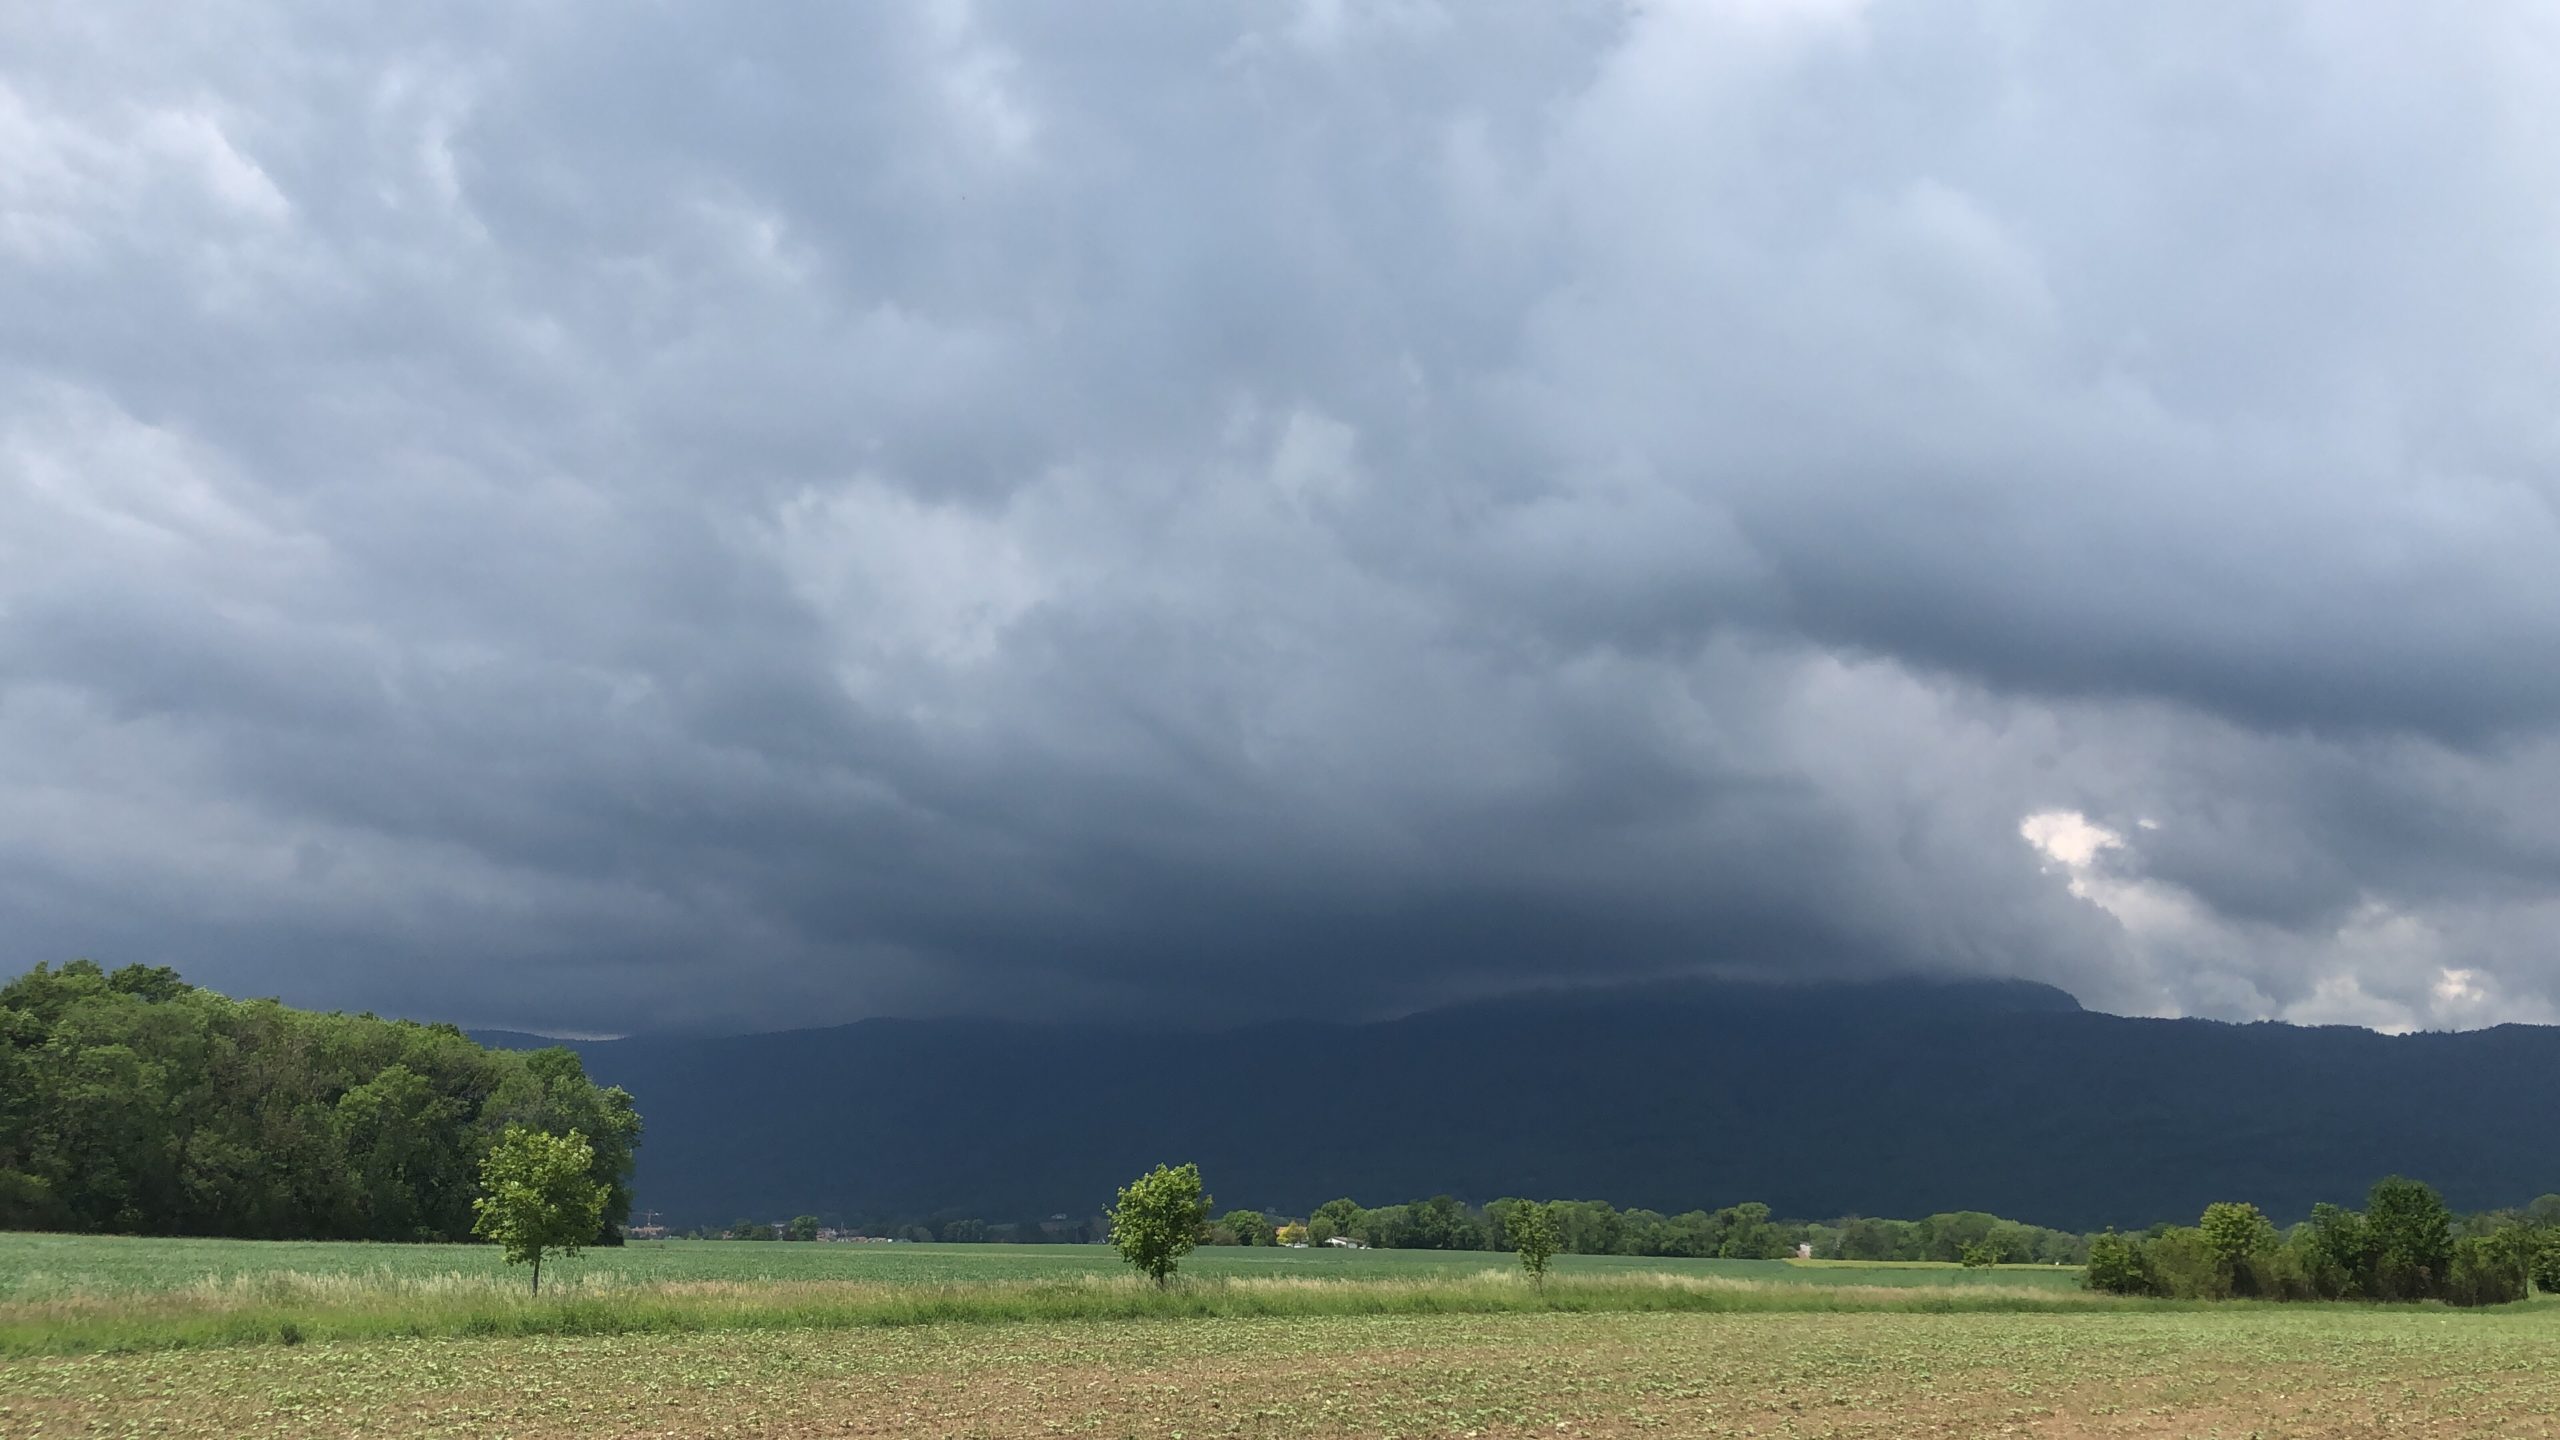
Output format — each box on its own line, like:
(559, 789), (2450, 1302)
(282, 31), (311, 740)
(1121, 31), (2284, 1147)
(7, 1), (2560, 1036)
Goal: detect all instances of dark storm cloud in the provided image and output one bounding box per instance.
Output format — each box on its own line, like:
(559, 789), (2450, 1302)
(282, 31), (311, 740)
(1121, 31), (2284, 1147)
(6, 0), (2560, 1035)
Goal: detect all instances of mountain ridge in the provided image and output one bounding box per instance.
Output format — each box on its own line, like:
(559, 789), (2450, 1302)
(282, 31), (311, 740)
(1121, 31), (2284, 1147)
(477, 976), (2560, 1230)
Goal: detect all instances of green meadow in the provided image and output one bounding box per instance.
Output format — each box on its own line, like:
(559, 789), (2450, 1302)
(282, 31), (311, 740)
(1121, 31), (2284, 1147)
(0, 1231), (2099, 1357)
(0, 1231), (2084, 1300)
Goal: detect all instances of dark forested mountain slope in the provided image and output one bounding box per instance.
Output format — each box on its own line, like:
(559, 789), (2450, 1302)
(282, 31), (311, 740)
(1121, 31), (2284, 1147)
(489, 978), (2560, 1230)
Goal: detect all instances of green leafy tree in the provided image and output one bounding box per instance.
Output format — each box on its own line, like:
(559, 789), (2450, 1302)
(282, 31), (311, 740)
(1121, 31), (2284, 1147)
(487, 1047), (642, 1246)
(2529, 1235), (2560, 1295)
(1405, 1194), (1486, 1250)
(1833, 1216), (1910, 1261)
(727, 1217), (776, 1240)
(1714, 1201), (1777, 1259)
(1219, 1208), (1271, 1246)
(1109, 1162), (1211, 1286)
(1510, 1200), (1561, 1289)
(2083, 1230), (2153, 1295)
(2138, 1226), (2223, 1298)
(2198, 1201), (2274, 1292)
(1958, 1239), (2002, 1268)
(334, 1064), (468, 1242)
(785, 1214), (821, 1241)
(1357, 1203), (1412, 1247)
(1554, 1200), (1625, 1256)
(1617, 1208), (1669, 1256)
(2364, 1176), (2454, 1301)
(470, 1127), (605, 1294)
(1308, 1196), (1363, 1244)
(2304, 1202), (2368, 1298)
(2445, 1225), (2532, 1307)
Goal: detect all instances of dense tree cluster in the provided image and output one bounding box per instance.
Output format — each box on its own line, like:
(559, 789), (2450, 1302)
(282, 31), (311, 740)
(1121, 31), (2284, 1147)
(0, 961), (638, 1242)
(762, 1194), (2090, 1260)
(1263, 1194), (2089, 1263)
(2085, 1179), (2556, 1306)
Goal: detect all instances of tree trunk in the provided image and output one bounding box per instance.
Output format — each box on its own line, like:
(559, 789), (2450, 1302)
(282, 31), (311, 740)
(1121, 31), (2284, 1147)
(532, 1254), (541, 1295)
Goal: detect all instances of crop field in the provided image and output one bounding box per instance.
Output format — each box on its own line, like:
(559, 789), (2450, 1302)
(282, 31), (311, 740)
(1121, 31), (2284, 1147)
(7, 1303), (2558, 1438)
(0, 1232), (2083, 1300)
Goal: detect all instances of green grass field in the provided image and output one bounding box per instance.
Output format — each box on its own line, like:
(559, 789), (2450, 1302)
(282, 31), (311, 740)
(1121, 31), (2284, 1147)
(0, 1232), (2102, 1357)
(0, 1231), (2085, 1300)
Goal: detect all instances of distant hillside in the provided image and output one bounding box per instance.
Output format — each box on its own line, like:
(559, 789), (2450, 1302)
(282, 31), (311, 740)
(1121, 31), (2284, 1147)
(488, 977), (2560, 1230)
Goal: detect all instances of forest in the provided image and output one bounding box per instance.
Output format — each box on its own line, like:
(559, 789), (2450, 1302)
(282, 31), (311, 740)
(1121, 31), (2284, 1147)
(0, 961), (638, 1241)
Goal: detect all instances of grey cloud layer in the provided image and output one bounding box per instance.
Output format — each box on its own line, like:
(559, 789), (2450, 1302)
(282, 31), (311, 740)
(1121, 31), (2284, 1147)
(5, 0), (2559, 1035)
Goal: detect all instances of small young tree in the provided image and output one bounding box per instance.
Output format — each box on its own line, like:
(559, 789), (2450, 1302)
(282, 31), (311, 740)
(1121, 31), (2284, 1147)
(1109, 1162), (1211, 1286)
(471, 1127), (605, 1294)
(1511, 1200), (1561, 1289)
(1958, 1239), (2002, 1269)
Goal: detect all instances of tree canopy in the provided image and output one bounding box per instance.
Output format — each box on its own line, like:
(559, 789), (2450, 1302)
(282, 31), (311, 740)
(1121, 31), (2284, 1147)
(1509, 1200), (1561, 1288)
(472, 1126), (605, 1292)
(0, 960), (639, 1241)
(1109, 1163), (1210, 1286)
(2087, 1180), (2527, 1306)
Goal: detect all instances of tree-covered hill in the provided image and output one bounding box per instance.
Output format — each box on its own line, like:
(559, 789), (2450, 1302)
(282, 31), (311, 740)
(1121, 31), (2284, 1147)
(504, 977), (2560, 1231)
(0, 961), (637, 1241)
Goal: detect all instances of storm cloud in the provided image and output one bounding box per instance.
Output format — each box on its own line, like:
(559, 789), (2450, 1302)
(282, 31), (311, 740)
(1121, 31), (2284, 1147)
(6, 1), (2560, 1036)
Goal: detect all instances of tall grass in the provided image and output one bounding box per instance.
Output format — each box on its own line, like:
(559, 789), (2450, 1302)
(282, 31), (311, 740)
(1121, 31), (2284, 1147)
(0, 1267), (2140, 1357)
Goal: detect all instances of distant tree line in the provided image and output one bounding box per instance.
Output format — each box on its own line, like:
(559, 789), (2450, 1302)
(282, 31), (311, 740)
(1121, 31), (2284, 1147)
(2086, 1179), (2560, 1307)
(0, 961), (639, 1242)
(800, 1179), (2560, 1316)
(678, 1213), (1118, 1243)
(1193, 1194), (2093, 1264)
(738, 1193), (2092, 1263)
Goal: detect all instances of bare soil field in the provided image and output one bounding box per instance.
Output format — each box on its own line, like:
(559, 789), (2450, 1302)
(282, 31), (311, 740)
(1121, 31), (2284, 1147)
(6, 1304), (2554, 1438)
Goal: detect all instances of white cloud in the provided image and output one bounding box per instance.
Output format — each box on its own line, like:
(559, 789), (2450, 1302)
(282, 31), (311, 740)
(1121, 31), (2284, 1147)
(2020, 810), (2121, 871)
